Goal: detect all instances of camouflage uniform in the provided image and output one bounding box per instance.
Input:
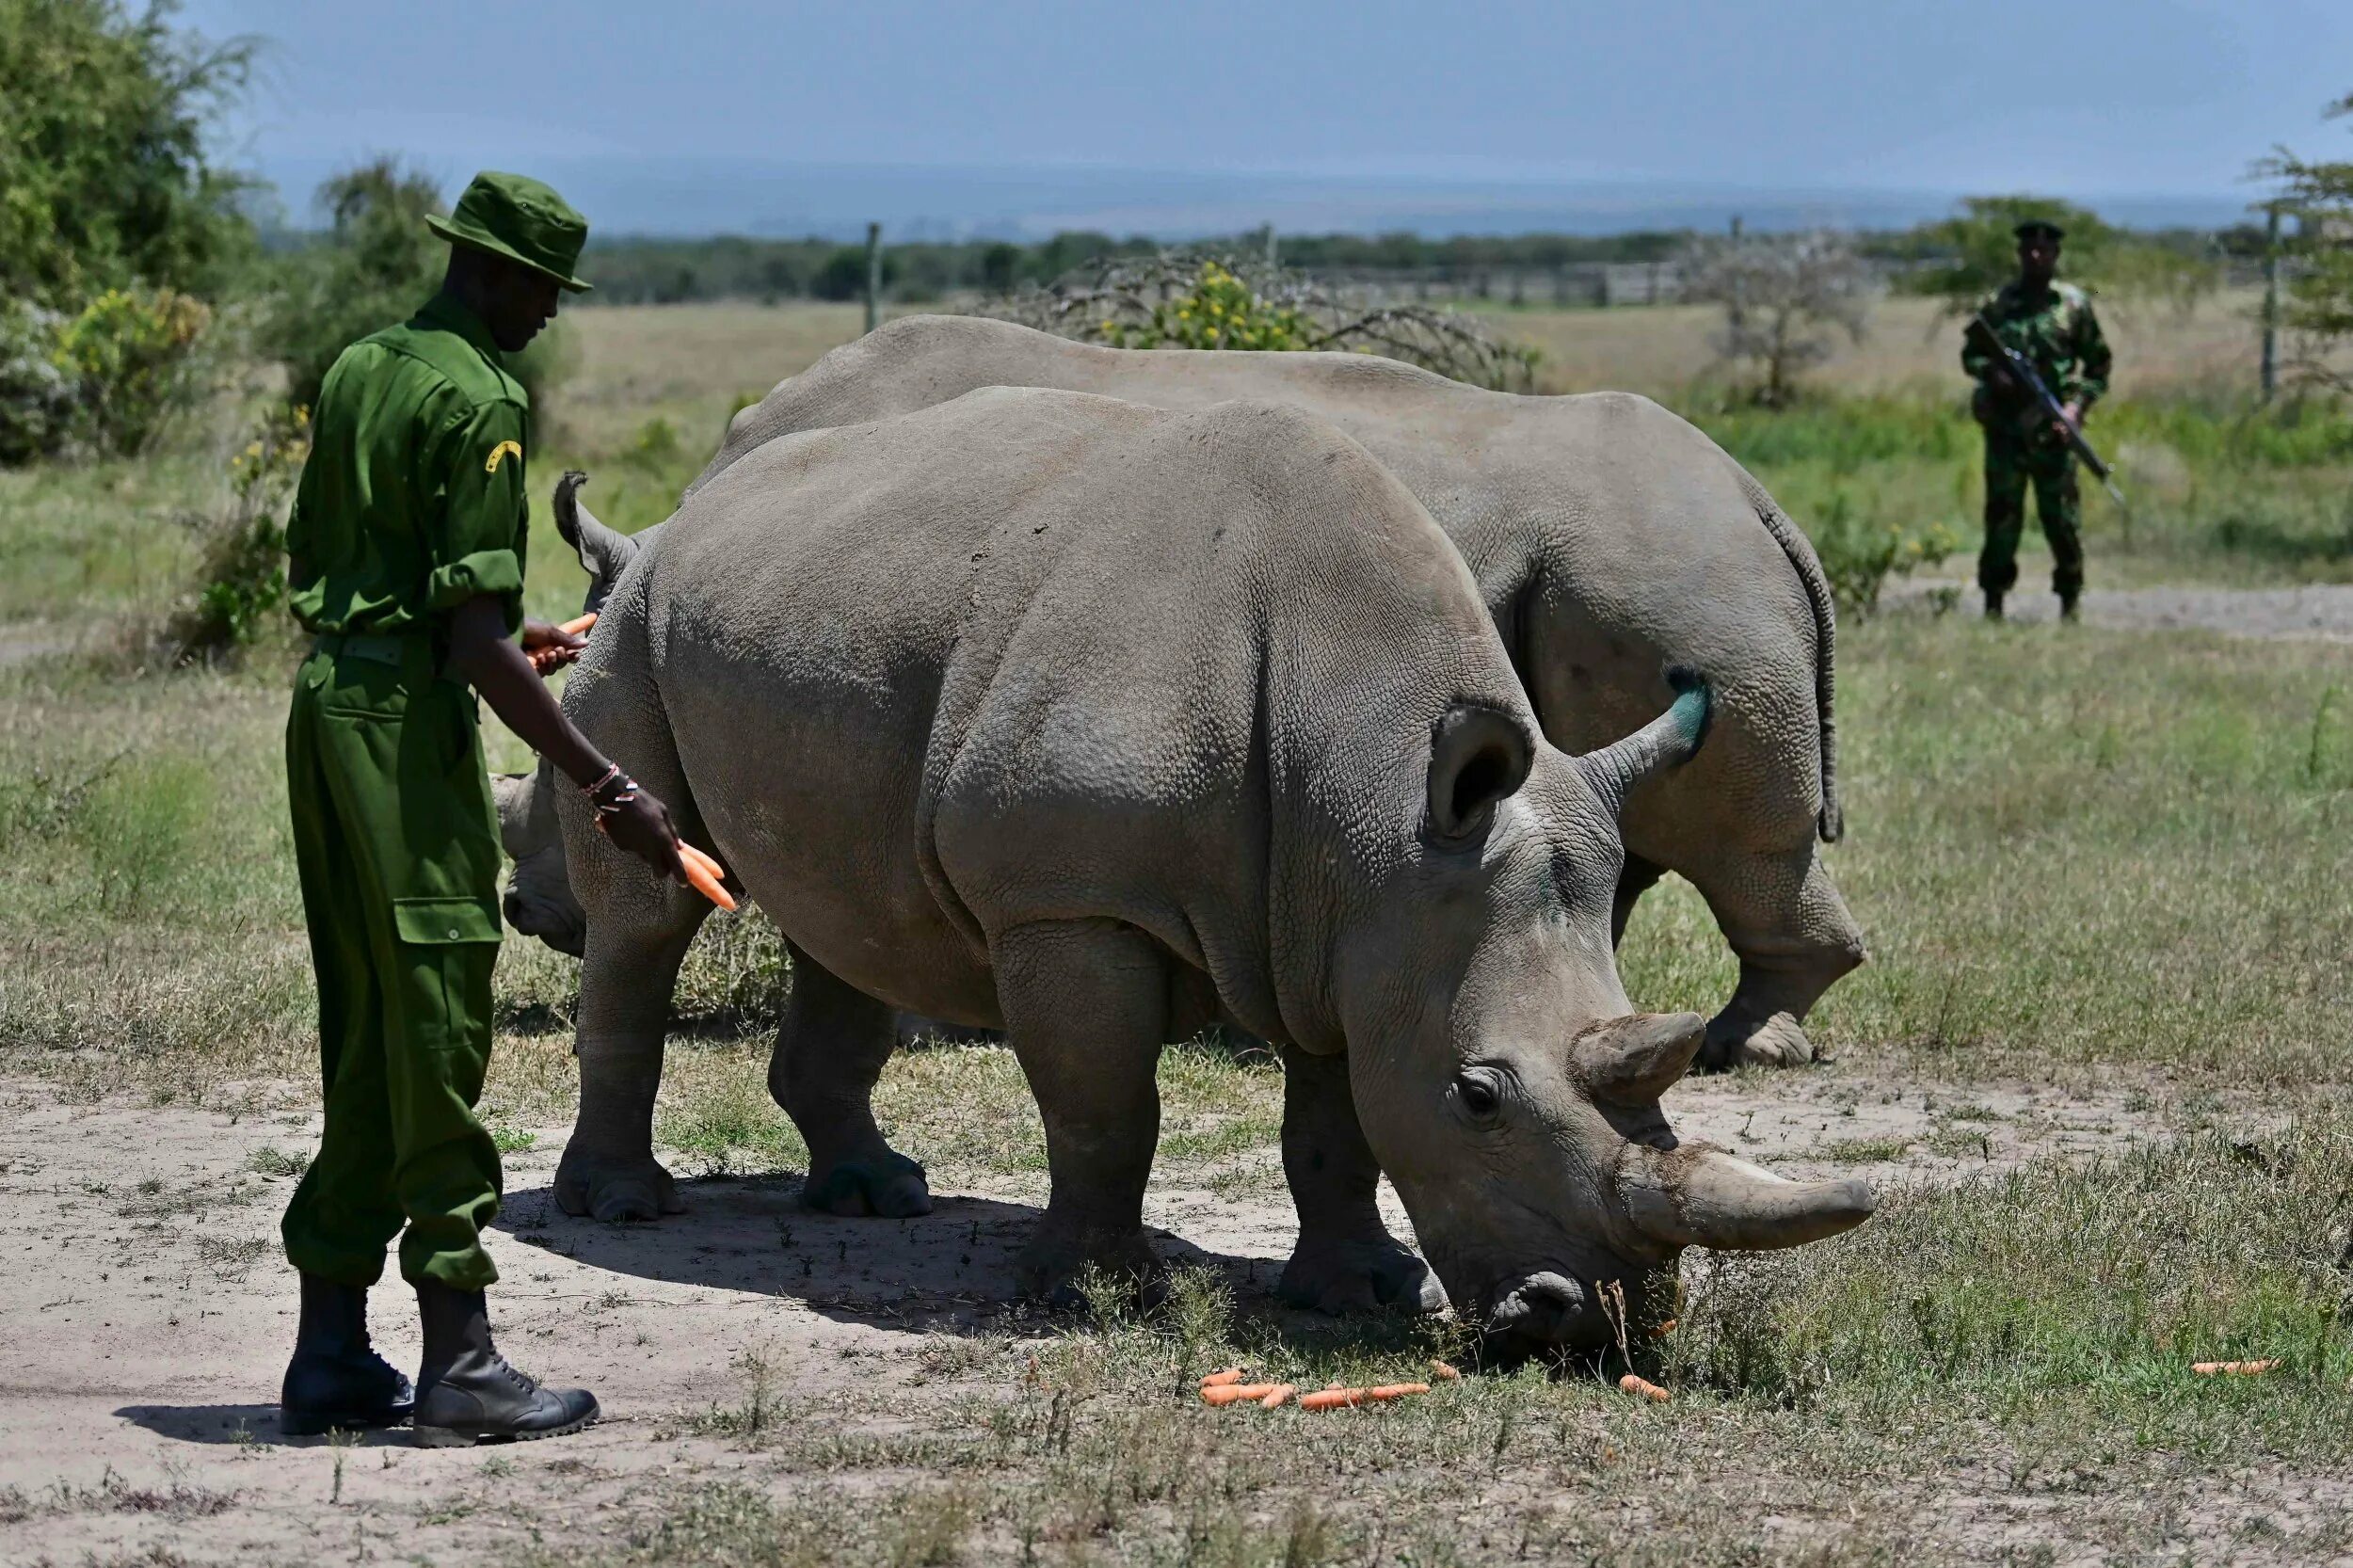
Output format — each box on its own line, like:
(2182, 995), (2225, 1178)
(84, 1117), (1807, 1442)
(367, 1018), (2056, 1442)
(1961, 280), (2112, 606)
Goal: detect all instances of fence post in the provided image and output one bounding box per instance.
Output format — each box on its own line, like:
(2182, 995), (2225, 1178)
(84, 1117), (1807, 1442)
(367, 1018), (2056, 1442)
(2260, 203), (2281, 403)
(864, 221), (882, 335)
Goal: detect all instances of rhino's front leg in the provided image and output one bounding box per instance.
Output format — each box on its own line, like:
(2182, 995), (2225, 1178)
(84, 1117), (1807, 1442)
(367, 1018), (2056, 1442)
(555, 903), (702, 1223)
(1689, 843), (1867, 1072)
(994, 919), (1167, 1300)
(770, 940), (931, 1218)
(1275, 1046), (1444, 1315)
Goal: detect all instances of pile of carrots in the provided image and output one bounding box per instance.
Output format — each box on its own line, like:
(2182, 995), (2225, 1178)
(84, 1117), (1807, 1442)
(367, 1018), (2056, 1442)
(1199, 1360), (1458, 1413)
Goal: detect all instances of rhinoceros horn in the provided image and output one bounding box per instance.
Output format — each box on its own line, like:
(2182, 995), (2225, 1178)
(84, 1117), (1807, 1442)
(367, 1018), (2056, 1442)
(1618, 1142), (1875, 1252)
(1575, 675), (1710, 817)
(1574, 1011), (1706, 1105)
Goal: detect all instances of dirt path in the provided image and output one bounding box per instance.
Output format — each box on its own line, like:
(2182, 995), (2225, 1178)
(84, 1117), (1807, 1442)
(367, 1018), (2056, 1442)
(0, 1065), (2168, 1566)
(1886, 578), (2353, 639)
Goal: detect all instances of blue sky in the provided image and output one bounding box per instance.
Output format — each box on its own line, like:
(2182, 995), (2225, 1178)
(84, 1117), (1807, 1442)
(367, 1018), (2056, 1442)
(180, 0), (2353, 237)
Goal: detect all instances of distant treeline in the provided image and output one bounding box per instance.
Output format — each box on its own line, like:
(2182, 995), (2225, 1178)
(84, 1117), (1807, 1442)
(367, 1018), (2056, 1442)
(574, 221), (2278, 307)
(577, 229), (1696, 305)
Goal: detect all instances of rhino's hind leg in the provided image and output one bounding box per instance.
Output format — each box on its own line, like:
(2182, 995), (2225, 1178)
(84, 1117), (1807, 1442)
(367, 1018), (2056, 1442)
(771, 940), (931, 1218)
(1275, 1047), (1443, 1316)
(556, 894), (705, 1223)
(1690, 843), (1867, 1071)
(994, 919), (1167, 1301)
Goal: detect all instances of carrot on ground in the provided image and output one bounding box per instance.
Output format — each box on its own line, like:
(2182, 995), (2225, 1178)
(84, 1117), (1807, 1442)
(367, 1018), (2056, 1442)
(1201, 1384), (1280, 1406)
(676, 842), (738, 911)
(1198, 1368), (1245, 1388)
(558, 612), (598, 637)
(1429, 1360), (1461, 1382)
(2191, 1359), (2280, 1376)
(1299, 1387), (1368, 1412)
(1258, 1384), (1295, 1409)
(1619, 1373), (1671, 1403)
(1366, 1383), (1430, 1400)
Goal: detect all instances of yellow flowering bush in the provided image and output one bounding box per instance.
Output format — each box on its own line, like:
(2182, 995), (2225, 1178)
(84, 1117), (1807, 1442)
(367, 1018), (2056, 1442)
(53, 287), (213, 456)
(173, 403), (310, 661)
(1092, 262), (1314, 353)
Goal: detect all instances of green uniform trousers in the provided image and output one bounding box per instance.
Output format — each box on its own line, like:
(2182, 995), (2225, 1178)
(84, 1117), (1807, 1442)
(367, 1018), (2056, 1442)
(1979, 434), (2084, 601)
(279, 636), (506, 1290)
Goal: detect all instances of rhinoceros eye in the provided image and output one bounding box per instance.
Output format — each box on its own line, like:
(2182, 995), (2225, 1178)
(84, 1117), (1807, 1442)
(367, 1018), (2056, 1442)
(1454, 1067), (1504, 1124)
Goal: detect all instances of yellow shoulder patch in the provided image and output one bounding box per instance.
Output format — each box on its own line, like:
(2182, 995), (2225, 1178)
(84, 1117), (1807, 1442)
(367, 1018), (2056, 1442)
(485, 440), (522, 474)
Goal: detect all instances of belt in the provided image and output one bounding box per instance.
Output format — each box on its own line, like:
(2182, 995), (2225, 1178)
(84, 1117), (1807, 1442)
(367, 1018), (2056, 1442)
(311, 632), (417, 666)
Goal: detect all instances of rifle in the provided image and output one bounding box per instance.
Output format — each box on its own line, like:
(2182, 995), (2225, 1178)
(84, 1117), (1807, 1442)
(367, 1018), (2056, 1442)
(1965, 312), (2128, 512)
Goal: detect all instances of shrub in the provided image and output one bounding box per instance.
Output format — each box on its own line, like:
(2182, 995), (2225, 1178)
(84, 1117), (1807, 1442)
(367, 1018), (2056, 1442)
(1805, 488), (1960, 618)
(1092, 260), (1313, 351)
(166, 402), (309, 663)
(0, 303), (76, 464)
(53, 286), (213, 456)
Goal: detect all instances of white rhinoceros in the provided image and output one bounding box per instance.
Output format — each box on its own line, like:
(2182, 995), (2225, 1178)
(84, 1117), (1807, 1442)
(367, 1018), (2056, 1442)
(536, 316), (1865, 1070)
(540, 387), (1870, 1349)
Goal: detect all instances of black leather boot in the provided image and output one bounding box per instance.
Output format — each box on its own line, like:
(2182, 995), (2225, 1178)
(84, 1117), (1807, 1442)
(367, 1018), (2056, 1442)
(2059, 592), (2081, 623)
(1983, 590), (2005, 622)
(411, 1281), (599, 1448)
(280, 1273), (414, 1436)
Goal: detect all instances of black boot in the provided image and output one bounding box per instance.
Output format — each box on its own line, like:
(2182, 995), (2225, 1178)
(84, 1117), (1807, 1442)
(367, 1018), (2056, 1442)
(1983, 590), (2005, 622)
(411, 1281), (599, 1448)
(280, 1273), (414, 1436)
(2059, 592), (2081, 623)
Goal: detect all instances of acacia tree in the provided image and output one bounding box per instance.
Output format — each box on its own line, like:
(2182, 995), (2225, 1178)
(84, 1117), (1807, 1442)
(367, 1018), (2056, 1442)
(2261, 93), (2353, 392)
(1679, 230), (1876, 407)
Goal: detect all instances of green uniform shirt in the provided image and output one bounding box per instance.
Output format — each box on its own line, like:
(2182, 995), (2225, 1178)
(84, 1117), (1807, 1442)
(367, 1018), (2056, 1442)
(286, 291), (531, 640)
(1961, 279), (2114, 420)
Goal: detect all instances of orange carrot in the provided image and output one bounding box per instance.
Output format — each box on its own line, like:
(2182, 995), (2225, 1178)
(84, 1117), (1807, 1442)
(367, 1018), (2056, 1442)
(1299, 1387), (1367, 1412)
(1201, 1384), (1281, 1406)
(2191, 1359), (2280, 1376)
(675, 842), (737, 912)
(558, 612), (598, 637)
(1366, 1383), (1430, 1400)
(1258, 1384), (1295, 1409)
(1198, 1368), (1245, 1388)
(1429, 1360), (1461, 1382)
(1619, 1373), (1671, 1403)
(1654, 1319), (1678, 1337)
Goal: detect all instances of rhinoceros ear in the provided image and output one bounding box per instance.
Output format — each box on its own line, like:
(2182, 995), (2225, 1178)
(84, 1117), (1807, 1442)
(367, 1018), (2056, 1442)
(553, 471), (639, 611)
(1575, 1012), (1705, 1105)
(1427, 702), (1533, 842)
(1574, 672), (1710, 818)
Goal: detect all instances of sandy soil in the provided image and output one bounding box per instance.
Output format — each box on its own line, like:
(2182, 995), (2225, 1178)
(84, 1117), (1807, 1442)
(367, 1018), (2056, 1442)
(0, 1063), (2179, 1567)
(1887, 578), (2353, 640)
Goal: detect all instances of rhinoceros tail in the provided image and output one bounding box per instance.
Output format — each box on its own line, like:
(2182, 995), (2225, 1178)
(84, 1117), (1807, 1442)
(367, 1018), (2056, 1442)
(1735, 467), (1843, 844)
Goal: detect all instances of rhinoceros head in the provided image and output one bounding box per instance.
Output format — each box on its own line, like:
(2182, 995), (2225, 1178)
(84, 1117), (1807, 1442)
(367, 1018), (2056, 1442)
(1334, 680), (1872, 1356)
(492, 758), (586, 955)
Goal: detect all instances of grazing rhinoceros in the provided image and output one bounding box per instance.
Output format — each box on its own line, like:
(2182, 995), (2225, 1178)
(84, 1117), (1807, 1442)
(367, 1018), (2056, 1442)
(655, 316), (1860, 1069)
(540, 386), (1870, 1351)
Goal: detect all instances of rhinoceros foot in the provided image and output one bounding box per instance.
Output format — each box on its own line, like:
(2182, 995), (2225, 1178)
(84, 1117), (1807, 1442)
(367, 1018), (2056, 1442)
(1278, 1237), (1446, 1316)
(553, 1151), (685, 1223)
(1699, 1008), (1817, 1072)
(801, 1152), (933, 1218)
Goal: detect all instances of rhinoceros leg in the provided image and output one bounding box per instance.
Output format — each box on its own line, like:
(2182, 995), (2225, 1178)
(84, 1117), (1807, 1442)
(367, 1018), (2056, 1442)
(1274, 1046), (1444, 1315)
(555, 894), (704, 1223)
(1687, 843), (1867, 1071)
(994, 919), (1167, 1300)
(770, 940), (932, 1219)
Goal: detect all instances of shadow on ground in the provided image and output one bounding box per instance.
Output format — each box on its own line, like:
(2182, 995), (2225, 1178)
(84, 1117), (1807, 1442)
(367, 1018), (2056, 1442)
(114, 1402), (412, 1448)
(490, 1176), (1282, 1336)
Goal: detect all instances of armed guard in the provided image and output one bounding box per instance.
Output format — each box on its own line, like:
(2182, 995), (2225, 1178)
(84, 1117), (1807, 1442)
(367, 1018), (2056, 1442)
(1961, 219), (2113, 621)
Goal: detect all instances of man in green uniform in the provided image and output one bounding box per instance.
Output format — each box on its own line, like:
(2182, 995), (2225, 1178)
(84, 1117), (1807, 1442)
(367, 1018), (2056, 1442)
(1961, 218), (2113, 621)
(276, 171), (684, 1446)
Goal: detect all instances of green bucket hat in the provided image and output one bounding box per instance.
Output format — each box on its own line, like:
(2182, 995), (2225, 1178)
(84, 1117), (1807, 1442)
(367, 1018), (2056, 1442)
(427, 170), (592, 292)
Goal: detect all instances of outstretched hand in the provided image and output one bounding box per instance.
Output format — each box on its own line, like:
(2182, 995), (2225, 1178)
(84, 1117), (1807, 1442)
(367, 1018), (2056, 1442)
(520, 617), (586, 677)
(597, 789), (686, 886)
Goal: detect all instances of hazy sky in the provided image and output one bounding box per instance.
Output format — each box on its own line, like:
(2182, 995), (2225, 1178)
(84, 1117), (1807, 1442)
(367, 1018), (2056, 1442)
(180, 0), (2353, 233)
